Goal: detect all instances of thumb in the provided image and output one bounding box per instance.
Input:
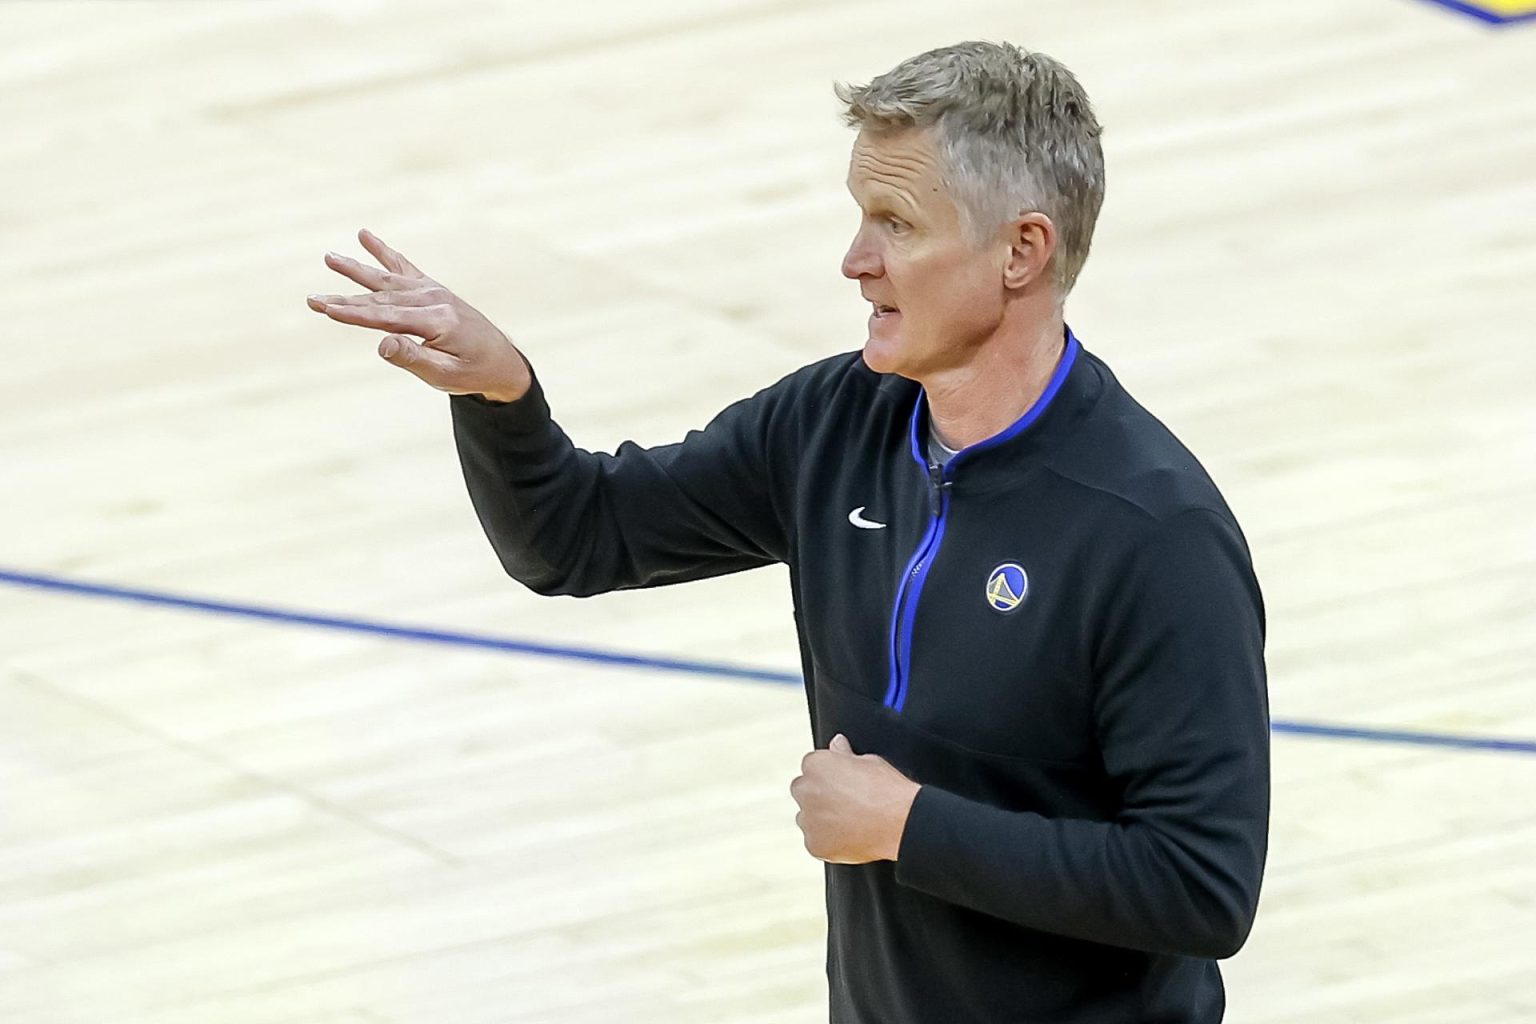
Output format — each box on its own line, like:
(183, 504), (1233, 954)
(379, 334), (416, 365)
(379, 334), (453, 384)
(829, 733), (854, 755)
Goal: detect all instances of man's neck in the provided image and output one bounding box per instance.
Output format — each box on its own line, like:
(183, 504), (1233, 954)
(924, 316), (1067, 450)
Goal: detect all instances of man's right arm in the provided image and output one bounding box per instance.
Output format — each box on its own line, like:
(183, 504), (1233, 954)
(449, 366), (794, 597)
(306, 228), (796, 597)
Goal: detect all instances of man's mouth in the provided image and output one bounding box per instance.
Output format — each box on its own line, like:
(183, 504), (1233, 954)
(871, 303), (900, 319)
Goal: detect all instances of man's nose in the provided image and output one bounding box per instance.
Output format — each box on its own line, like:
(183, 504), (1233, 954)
(841, 229), (882, 280)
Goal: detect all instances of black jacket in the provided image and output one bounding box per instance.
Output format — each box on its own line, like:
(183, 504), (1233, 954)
(449, 331), (1270, 1023)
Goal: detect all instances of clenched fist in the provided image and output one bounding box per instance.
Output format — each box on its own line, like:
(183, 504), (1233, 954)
(307, 228), (531, 403)
(791, 733), (922, 864)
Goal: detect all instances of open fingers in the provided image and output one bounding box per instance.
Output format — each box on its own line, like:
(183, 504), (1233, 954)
(307, 297), (451, 337)
(358, 228), (427, 279)
(323, 251), (413, 293)
(311, 288), (442, 309)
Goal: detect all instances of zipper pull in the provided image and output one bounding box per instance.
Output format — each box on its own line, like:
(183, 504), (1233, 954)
(927, 462), (947, 517)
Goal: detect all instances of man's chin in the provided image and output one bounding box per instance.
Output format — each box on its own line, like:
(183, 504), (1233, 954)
(860, 336), (904, 376)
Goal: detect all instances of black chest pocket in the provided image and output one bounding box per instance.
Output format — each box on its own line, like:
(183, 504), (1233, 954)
(896, 508), (1100, 765)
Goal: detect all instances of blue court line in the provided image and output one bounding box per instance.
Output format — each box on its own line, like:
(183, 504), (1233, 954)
(5, 566), (1535, 756)
(1413, 0), (1536, 25)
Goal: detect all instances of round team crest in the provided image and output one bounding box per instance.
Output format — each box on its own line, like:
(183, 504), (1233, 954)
(986, 563), (1029, 613)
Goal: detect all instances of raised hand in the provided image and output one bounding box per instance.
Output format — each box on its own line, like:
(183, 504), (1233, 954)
(307, 228), (532, 402)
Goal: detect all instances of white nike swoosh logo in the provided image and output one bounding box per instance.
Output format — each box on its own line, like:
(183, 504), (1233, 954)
(848, 506), (887, 530)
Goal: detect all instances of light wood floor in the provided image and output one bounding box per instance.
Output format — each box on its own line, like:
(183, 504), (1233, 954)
(3, 1), (1534, 1021)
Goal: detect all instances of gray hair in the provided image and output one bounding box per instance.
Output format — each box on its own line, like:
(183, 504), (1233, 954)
(835, 41), (1105, 295)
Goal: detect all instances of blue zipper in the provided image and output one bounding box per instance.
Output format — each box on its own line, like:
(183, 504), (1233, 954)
(880, 332), (1082, 715)
(882, 463), (951, 711)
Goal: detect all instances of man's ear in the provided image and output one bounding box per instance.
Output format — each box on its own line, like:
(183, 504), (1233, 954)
(1002, 212), (1057, 291)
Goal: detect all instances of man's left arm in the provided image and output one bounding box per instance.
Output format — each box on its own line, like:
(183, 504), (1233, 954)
(891, 508), (1269, 959)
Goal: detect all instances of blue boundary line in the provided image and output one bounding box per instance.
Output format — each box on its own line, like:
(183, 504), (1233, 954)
(5, 566), (1535, 756)
(1413, 0), (1536, 24)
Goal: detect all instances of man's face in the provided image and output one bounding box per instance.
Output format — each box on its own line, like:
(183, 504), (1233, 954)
(842, 129), (1006, 380)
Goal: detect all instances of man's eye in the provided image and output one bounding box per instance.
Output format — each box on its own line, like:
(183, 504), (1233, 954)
(885, 217), (909, 233)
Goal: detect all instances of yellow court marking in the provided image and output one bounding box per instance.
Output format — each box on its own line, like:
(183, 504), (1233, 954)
(1478, 0), (1536, 14)
(1423, 0), (1536, 19)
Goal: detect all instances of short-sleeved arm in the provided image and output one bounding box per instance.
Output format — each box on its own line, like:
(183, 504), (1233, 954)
(893, 508), (1270, 958)
(448, 367), (797, 598)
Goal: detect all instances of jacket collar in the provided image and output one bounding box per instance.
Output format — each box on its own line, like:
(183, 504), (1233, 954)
(906, 326), (1096, 480)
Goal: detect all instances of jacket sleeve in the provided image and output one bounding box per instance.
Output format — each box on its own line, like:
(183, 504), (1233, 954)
(892, 507), (1270, 959)
(448, 366), (796, 597)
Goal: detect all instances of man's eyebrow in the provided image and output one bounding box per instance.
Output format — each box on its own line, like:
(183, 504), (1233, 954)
(848, 180), (915, 213)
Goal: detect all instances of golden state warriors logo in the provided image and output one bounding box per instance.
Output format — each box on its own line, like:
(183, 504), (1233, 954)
(986, 563), (1029, 613)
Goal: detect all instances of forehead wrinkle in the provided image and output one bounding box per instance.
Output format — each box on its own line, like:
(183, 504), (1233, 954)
(849, 140), (944, 213)
(849, 163), (923, 213)
(851, 149), (933, 187)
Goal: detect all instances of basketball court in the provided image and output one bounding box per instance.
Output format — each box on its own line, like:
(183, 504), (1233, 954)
(2, 0), (1534, 1020)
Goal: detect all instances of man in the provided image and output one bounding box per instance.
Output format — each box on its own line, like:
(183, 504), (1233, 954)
(308, 41), (1269, 1023)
